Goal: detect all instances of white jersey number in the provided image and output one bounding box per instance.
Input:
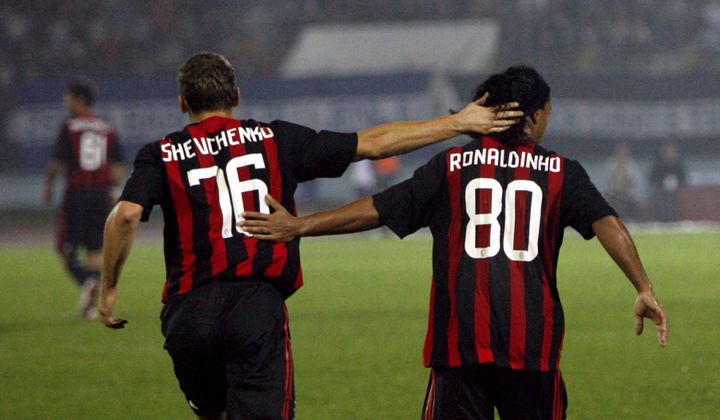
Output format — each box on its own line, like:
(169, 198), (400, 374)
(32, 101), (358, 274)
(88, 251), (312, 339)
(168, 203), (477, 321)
(79, 132), (108, 171)
(464, 178), (543, 261)
(187, 154), (269, 238)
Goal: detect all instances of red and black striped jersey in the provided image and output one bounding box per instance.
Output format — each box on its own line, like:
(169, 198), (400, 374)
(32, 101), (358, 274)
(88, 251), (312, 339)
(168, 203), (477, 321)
(373, 136), (616, 372)
(120, 116), (357, 302)
(52, 115), (123, 191)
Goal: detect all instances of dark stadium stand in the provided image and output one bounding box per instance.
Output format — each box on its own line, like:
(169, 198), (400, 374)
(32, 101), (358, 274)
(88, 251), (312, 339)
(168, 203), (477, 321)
(1, 0), (719, 85)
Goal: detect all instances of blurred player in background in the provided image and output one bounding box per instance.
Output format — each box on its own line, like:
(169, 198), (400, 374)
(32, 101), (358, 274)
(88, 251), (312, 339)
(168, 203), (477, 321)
(98, 52), (521, 420)
(243, 66), (669, 420)
(649, 141), (687, 222)
(43, 79), (125, 320)
(603, 142), (643, 221)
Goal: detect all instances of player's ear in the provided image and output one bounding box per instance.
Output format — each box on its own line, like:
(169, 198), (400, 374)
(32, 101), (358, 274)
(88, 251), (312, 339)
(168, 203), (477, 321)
(530, 109), (540, 125)
(179, 96), (189, 114)
(233, 87), (240, 107)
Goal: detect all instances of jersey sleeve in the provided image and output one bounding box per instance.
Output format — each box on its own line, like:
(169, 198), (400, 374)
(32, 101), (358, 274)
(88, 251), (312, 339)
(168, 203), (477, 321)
(270, 120), (358, 182)
(119, 143), (165, 221)
(51, 123), (72, 163)
(561, 159), (617, 239)
(372, 152), (447, 239)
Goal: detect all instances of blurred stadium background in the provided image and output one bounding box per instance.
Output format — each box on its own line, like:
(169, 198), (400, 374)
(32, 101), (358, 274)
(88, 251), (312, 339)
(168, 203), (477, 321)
(1, 1), (719, 419)
(2, 0), (720, 224)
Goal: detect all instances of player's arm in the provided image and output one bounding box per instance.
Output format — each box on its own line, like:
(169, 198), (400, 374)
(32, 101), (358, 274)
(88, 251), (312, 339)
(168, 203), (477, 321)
(592, 215), (669, 346)
(354, 95), (521, 160)
(42, 159), (65, 204)
(242, 195), (382, 241)
(98, 200), (143, 329)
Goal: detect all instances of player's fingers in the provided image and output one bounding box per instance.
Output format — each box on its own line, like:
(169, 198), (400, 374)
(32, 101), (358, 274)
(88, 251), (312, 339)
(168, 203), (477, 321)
(657, 323), (668, 347)
(494, 101), (521, 111)
(242, 222), (271, 234)
(473, 92), (489, 106)
(488, 126), (512, 133)
(495, 110), (524, 119)
(655, 310), (669, 347)
(240, 219), (268, 227)
(492, 118), (521, 127)
(264, 194), (285, 213)
(253, 233), (280, 242)
(635, 315), (644, 336)
(242, 211), (269, 220)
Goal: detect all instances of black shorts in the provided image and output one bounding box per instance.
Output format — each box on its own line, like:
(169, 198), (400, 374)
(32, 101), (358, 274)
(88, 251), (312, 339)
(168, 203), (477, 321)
(160, 281), (294, 419)
(422, 363), (567, 420)
(57, 189), (111, 251)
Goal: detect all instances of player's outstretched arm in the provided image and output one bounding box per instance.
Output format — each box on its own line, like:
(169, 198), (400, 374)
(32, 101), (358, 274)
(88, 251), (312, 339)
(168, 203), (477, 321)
(242, 195), (382, 241)
(354, 94), (522, 160)
(99, 200), (143, 329)
(592, 215), (669, 346)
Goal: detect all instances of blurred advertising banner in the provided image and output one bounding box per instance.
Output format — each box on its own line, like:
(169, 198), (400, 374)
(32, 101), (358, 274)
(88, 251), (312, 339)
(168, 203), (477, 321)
(8, 74), (435, 169)
(548, 98), (720, 140)
(282, 20), (499, 77)
(10, 72), (720, 170)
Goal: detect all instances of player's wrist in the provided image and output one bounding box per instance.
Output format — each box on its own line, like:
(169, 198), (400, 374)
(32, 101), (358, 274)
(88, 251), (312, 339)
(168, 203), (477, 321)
(444, 113), (465, 134)
(295, 217), (309, 238)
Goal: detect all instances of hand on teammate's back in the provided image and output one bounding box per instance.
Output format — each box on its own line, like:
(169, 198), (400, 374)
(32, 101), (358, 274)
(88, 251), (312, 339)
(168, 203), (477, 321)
(242, 195), (300, 242)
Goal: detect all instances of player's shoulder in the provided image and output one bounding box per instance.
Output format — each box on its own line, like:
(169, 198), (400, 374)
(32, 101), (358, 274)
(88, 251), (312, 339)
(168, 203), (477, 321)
(416, 142), (465, 172)
(241, 118), (270, 127)
(160, 124), (191, 144)
(139, 139), (161, 152)
(541, 147), (587, 178)
(238, 118), (283, 135)
(529, 141), (565, 159)
(530, 141), (583, 168)
(264, 119), (312, 135)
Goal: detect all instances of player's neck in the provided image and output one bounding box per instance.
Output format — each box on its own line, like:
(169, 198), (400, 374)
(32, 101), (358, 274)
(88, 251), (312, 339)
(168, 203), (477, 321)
(189, 109), (234, 123)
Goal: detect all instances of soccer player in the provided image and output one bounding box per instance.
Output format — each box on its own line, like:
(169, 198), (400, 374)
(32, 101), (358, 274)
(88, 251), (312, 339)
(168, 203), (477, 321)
(242, 66), (669, 419)
(43, 79), (125, 320)
(98, 52), (522, 420)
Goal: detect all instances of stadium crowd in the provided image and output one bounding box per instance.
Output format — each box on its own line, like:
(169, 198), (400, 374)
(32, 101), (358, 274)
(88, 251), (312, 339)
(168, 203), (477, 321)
(2, 0), (720, 85)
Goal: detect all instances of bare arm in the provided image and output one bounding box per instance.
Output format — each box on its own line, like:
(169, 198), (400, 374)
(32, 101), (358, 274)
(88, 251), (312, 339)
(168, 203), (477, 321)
(592, 215), (668, 346)
(98, 200), (143, 329)
(242, 195), (382, 241)
(42, 159), (64, 204)
(354, 95), (521, 160)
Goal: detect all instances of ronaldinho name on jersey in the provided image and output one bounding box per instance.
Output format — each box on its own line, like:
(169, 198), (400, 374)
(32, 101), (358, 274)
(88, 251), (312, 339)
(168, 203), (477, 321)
(161, 126), (274, 162)
(449, 148), (561, 173)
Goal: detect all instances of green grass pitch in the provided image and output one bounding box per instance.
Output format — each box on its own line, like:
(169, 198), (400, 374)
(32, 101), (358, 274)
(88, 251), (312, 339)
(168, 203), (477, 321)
(1, 231), (718, 419)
